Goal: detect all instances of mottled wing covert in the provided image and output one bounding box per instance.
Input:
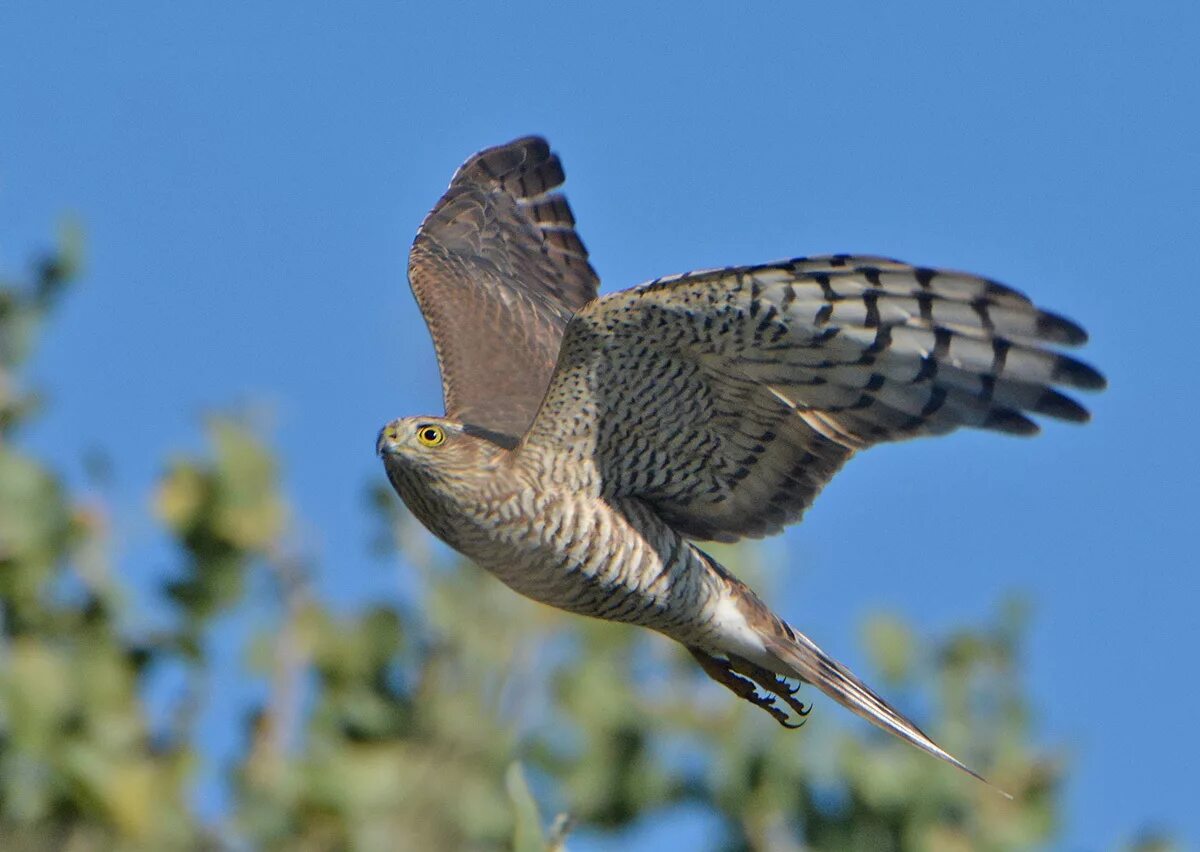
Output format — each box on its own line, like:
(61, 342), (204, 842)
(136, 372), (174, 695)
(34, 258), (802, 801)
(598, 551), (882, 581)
(521, 256), (1104, 542)
(409, 136), (599, 439)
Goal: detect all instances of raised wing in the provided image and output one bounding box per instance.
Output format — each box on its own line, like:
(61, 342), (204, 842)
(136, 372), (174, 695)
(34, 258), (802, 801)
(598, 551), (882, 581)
(409, 137), (599, 439)
(520, 255), (1104, 542)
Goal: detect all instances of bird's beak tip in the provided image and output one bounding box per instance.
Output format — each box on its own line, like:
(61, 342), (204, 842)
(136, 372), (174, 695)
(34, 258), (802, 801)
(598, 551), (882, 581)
(376, 428), (396, 458)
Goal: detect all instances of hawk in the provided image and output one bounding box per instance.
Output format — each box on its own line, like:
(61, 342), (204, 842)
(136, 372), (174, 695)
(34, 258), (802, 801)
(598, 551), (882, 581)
(377, 136), (1103, 788)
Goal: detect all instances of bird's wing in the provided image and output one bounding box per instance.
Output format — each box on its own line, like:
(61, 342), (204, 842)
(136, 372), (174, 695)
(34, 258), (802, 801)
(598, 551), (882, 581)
(519, 256), (1104, 542)
(409, 136), (599, 439)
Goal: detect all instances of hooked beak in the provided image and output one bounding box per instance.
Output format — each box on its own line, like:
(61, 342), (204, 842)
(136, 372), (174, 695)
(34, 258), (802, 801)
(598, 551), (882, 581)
(376, 424), (400, 457)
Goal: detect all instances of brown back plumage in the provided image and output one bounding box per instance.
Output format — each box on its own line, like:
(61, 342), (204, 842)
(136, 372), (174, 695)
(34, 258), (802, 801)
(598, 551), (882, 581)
(408, 137), (598, 439)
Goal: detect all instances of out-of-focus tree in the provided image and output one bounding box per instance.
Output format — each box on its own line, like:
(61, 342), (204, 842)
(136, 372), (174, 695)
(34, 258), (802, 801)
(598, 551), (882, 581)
(0, 228), (200, 851)
(0, 233), (1178, 851)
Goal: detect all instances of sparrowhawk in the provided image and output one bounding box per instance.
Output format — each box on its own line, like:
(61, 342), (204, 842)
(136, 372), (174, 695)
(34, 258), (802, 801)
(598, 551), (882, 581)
(377, 136), (1103, 789)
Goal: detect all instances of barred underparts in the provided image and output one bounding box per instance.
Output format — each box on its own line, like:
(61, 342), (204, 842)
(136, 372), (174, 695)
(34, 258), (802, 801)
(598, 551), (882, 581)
(378, 136), (1104, 793)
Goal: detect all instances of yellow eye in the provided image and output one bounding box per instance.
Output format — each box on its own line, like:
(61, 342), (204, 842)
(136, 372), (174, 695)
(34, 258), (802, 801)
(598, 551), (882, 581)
(416, 424), (445, 447)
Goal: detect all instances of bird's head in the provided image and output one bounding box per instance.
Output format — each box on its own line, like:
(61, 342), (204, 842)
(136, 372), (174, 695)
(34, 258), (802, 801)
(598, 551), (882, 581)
(377, 415), (511, 486)
(376, 416), (514, 545)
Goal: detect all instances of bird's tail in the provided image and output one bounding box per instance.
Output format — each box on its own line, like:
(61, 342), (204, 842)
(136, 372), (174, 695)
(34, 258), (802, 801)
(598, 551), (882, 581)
(759, 624), (1011, 797)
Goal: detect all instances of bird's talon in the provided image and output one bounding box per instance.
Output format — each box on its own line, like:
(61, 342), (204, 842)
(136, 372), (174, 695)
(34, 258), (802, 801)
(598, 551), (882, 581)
(690, 648), (812, 728)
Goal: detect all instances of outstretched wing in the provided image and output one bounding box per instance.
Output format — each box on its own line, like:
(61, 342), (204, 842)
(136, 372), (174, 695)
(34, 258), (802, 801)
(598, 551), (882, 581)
(408, 137), (599, 439)
(519, 255), (1104, 542)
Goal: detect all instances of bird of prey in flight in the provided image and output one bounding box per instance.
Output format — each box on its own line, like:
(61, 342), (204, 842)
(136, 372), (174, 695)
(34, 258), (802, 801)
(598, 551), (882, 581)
(377, 136), (1103, 789)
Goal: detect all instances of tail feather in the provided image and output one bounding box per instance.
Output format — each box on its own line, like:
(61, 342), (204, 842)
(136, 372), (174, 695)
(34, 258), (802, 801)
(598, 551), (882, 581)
(763, 627), (1012, 799)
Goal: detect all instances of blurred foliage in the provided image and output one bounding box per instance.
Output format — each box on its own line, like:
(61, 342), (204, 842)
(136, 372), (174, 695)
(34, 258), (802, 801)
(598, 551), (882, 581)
(0, 232), (1177, 850)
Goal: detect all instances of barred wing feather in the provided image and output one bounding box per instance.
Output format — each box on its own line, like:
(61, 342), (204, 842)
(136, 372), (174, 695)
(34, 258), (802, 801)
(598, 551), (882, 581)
(521, 256), (1103, 542)
(409, 136), (599, 439)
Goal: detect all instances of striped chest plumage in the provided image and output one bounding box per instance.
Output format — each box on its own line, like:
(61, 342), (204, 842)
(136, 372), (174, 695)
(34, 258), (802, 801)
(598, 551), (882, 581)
(378, 136), (1103, 789)
(390, 450), (726, 646)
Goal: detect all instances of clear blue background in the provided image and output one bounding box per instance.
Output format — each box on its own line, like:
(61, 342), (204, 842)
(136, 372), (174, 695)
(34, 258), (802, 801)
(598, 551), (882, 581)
(2, 3), (1197, 848)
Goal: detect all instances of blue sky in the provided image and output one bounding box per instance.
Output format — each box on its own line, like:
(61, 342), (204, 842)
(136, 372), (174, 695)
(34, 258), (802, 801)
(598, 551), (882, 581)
(2, 2), (1198, 847)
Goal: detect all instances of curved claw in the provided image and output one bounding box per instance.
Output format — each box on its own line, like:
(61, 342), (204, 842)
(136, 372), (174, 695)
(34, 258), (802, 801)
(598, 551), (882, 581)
(770, 687), (811, 727)
(774, 710), (806, 730)
(688, 647), (813, 728)
(775, 676), (802, 697)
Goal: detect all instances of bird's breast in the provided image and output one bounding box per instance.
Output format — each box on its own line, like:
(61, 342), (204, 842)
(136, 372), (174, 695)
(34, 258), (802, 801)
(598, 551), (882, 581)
(391, 461), (730, 642)
(465, 490), (726, 638)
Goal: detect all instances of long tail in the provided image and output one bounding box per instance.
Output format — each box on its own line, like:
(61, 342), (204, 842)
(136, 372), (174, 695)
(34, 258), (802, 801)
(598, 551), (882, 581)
(759, 625), (1010, 797)
(692, 605), (1010, 797)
